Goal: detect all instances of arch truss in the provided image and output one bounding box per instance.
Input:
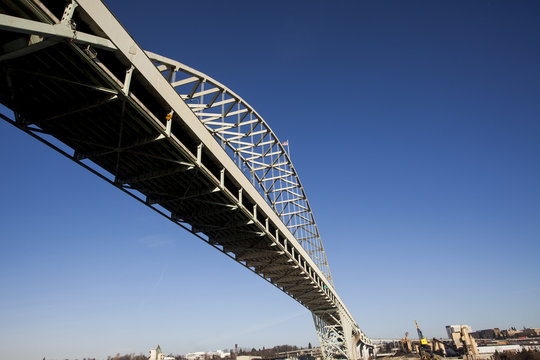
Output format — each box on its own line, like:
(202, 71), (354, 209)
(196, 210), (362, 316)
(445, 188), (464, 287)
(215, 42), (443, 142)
(0, 0), (374, 358)
(147, 52), (334, 283)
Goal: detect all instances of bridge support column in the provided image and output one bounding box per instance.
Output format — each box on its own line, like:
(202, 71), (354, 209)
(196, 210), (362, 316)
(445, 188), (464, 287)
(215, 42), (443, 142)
(313, 308), (372, 360)
(358, 343), (375, 360)
(312, 310), (360, 360)
(358, 343), (371, 360)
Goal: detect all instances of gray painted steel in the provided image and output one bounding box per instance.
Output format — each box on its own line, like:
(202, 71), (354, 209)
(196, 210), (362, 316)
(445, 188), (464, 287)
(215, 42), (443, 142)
(0, 1), (372, 358)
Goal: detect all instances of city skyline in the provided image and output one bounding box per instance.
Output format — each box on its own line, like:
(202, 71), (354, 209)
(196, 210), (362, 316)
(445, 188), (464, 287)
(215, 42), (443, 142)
(1, 1), (539, 359)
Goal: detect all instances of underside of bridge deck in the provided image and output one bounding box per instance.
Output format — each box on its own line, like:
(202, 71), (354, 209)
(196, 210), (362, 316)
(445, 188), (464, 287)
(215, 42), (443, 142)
(0, 31), (335, 316)
(0, 1), (372, 358)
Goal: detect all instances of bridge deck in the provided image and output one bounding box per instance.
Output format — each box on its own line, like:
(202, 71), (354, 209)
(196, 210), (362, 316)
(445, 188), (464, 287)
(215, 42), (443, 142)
(1, 0), (334, 315)
(0, 0), (371, 350)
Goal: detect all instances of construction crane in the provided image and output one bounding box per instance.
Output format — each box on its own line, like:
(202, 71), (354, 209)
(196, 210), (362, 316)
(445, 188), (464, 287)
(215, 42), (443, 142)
(415, 320), (431, 360)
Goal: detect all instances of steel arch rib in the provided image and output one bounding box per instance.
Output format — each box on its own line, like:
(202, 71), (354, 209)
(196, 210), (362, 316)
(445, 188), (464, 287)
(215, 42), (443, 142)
(146, 50), (334, 284)
(0, 0), (373, 357)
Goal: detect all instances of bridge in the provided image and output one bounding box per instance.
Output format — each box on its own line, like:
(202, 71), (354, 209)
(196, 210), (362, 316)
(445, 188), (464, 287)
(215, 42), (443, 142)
(0, 1), (373, 358)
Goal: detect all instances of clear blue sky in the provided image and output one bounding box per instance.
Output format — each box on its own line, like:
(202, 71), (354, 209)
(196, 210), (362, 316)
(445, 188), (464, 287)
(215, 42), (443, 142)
(1, 1), (539, 359)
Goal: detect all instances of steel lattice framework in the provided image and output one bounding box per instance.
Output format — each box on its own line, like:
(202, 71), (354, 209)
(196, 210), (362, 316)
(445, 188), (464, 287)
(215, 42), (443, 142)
(146, 51), (333, 284)
(0, 1), (373, 358)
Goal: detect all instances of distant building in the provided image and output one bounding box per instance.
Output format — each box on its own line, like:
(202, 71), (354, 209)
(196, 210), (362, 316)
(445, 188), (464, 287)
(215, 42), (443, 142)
(185, 350), (231, 360)
(470, 327), (540, 340)
(503, 328), (540, 338)
(446, 325), (472, 338)
(185, 352), (206, 360)
(477, 345), (521, 354)
(149, 345), (175, 360)
(236, 356), (261, 360)
(470, 328), (503, 339)
(149, 345), (164, 360)
(445, 324), (478, 356)
(212, 350), (231, 358)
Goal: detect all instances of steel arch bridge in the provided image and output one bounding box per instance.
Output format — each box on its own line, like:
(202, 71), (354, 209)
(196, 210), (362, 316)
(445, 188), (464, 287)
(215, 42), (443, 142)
(0, 1), (373, 358)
